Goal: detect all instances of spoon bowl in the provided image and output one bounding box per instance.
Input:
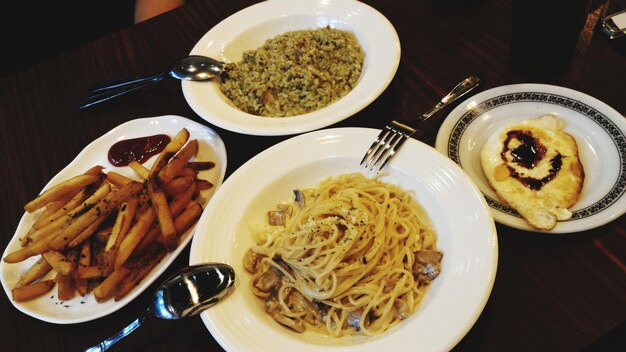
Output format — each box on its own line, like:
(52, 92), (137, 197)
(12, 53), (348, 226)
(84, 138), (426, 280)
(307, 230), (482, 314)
(169, 55), (225, 81)
(152, 262), (234, 320)
(84, 263), (235, 352)
(80, 55), (225, 109)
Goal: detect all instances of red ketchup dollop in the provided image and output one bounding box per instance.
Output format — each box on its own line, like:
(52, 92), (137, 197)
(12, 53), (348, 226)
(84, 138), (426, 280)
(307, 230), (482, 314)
(108, 134), (171, 167)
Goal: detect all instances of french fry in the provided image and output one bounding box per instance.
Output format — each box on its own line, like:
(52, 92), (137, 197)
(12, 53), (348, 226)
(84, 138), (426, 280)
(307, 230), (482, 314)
(4, 231), (59, 263)
(169, 181), (196, 218)
(95, 226), (113, 244)
(22, 182), (111, 246)
(155, 201), (203, 247)
(114, 250), (166, 301)
(55, 273), (75, 301)
(84, 165), (105, 176)
(47, 181), (143, 251)
(133, 226), (161, 255)
(24, 174), (101, 213)
(177, 166), (196, 178)
(158, 139), (198, 184)
(31, 188), (87, 231)
(161, 174), (194, 196)
(103, 197), (139, 272)
(12, 280), (55, 302)
(186, 161), (215, 171)
(32, 189), (81, 230)
(42, 250), (73, 276)
(147, 181), (177, 251)
(25, 166), (104, 218)
(76, 241), (91, 296)
(15, 256), (52, 288)
(174, 200), (203, 235)
(134, 199), (200, 254)
(195, 179), (214, 191)
(93, 266), (130, 302)
(148, 128), (190, 178)
(128, 161), (149, 179)
(67, 212), (109, 249)
(76, 265), (108, 279)
(106, 198), (140, 253)
(105, 171), (138, 187)
(7, 142), (216, 304)
(114, 206), (156, 269)
(90, 228), (112, 269)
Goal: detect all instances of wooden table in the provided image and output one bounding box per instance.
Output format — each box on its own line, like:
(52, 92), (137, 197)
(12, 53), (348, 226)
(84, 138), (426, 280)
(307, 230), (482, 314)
(1, 0), (624, 351)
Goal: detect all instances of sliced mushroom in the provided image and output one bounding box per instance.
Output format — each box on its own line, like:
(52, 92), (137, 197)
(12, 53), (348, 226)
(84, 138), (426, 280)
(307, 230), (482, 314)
(253, 267), (281, 293)
(415, 249), (443, 266)
(286, 289), (322, 325)
(413, 262), (440, 284)
(346, 309), (369, 331)
(267, 210), (286, 226)
(413, 249), (443, 284)
(264, 294), (281, 313)
(243, 249), (264, 273)
(394, 299), (411, 320)
(293, 190), (305, 208)
(313, 300), (330, 317)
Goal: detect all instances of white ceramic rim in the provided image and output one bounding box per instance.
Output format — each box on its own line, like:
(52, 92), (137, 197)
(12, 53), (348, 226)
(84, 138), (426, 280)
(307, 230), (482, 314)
(182, 0), (400, 136)
(189, 127), (498, 352)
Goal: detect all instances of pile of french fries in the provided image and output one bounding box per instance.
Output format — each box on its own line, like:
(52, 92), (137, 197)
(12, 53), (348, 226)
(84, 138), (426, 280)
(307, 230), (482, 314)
(3, 128), (215, 303)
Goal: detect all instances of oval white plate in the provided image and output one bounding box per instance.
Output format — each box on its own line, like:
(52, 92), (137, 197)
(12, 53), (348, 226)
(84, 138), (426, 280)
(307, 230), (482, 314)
(0, 115), (227, 324)
(435, 83), (626, 233)
(189, 127), (497, 352)
(182, 0), (400, 136)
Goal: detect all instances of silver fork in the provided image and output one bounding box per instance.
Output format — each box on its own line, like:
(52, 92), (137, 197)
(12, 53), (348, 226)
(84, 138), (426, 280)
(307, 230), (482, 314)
(360, 76), (481, 172)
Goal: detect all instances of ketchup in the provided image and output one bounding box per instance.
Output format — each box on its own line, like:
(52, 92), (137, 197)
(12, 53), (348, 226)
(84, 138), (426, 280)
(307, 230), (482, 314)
(108, 134), (171, 167)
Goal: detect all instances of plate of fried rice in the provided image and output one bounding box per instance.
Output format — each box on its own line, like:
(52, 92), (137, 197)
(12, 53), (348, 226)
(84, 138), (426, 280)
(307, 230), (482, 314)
(182, 0), (400, 136)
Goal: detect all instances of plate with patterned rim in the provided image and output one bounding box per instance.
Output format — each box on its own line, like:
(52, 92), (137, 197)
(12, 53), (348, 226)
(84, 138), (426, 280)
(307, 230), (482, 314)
(435, 83), (626, 233)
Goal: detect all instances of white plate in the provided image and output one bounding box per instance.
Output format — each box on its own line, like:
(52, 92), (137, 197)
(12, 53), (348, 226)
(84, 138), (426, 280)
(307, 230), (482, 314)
(182, 0), (400, 136)
(0, 115), (227, 324)
(435, 83), (626, 233)
(189, 127), (497, 352)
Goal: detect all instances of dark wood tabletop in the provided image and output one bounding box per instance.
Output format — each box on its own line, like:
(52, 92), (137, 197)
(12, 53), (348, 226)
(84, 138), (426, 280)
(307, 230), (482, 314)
(1, 0), (624, 351)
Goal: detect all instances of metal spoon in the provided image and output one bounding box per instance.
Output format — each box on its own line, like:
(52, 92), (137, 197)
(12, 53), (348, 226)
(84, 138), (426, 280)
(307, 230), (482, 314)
(84, 263), (235, 352)
(79, 55), (225, 109)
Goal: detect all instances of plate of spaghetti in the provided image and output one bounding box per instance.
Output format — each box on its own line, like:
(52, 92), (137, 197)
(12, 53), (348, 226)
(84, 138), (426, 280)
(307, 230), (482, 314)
(189, 127), (498, 351)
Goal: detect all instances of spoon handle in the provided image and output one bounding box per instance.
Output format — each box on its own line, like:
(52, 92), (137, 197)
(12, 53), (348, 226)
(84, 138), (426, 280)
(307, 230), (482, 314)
(79, 73), (166, 109)
(83, 313), (150, 352)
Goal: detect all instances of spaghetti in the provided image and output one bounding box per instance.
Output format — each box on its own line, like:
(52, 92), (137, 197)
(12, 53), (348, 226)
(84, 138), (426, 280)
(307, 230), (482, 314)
(244, 173), (442, 337)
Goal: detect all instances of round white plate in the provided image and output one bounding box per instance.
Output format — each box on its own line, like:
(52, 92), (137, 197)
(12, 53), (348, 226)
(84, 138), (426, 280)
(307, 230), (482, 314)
(0, 115), (227, 324)
(189, 127), (497, 352)
(435, 83), (626, 233)
(182, 0), (400, 136)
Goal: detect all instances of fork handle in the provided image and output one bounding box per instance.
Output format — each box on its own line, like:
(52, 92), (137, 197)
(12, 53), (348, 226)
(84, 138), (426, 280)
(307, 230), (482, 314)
(418, 76), (480, 122)
(88, 72), (167, 93)
(79, 73), (167, 109)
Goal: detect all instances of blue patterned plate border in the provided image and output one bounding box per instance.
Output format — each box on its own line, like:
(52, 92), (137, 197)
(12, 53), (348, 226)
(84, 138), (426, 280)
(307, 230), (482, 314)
(435, 84), (626, 233)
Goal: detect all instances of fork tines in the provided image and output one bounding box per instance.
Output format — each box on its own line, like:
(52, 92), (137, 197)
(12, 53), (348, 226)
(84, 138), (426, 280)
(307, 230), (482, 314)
(360, 120), (415, 173)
